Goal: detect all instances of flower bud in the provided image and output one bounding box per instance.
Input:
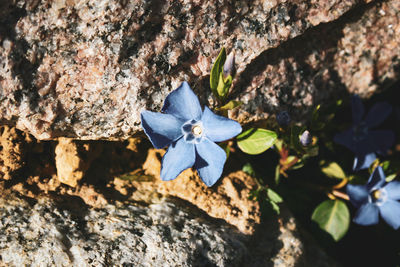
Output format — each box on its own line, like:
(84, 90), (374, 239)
(300, 130), (312, 146)
(276, 111), (290, 127)
(223, 52), (236, 78)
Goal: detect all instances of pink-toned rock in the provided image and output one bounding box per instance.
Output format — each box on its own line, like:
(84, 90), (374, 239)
(1, 0), (398, 140)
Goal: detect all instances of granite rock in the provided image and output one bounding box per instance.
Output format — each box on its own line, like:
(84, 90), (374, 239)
(0, 125), (32, 180)
(0, 192), (247, 266)
(1, 0), (396, 140)
(0, 191), (338, 267)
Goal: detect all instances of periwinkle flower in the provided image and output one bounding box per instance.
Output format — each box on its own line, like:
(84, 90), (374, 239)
(334, 95), (394, 171)
(347, 166), (400, 229)
(141, 82), (242, 187)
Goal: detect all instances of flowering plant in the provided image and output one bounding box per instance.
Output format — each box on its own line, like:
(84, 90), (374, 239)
(137, 48), (400, 252)
(347, 166), (400, 229)
(141, 81), (241, 186)
(334, 95), (394, 170)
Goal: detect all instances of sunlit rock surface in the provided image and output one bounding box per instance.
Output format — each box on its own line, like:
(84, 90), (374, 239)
(0, 192), (338, 266)
(1, 0), (399, 140)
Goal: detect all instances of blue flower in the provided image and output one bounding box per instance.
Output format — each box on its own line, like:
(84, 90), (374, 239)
(347, 166), (400, 229)
(334, 95), (394, 171)
(141, 81), (242, 187)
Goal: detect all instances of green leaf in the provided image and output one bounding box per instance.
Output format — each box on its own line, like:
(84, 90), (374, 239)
(386, 174), (397, 182)
(290, 125), (306, 153)
(291, 160), (305, 170)
(312, 104), (321, 123)
(220, 143), (230, 159)
(275, 165), (280, 185)
(305, 144), (319, 157)
(381, 161), (390, 171)
(321, 162), (347, 180)
(242, 162), (255, 177)
(274, 139), (283, 152)
(217, 100), (243, 111)
(311, 105), (326, 131)
(270, 201), (280, 214)
(248, 189), (259, 201)
(237, 128), (278, 155)
(267, 188), (283, 203)
(311, 199), (350, 241)
(216, 72), (232, 98)
(210, 48), (226, 97)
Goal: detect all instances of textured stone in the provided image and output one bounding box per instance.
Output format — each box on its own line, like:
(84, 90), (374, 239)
(0, 192), (247, 266)
(0, 125), (31, 180)
(115, 148), (261, 235)
(55, 138), (101, 187)
(0, 0), (390, 140)
(0, 191), (338, 267)
(55, 138), (85, 187)
(232, 0), (400, 125)
(0, 125), (339, 266)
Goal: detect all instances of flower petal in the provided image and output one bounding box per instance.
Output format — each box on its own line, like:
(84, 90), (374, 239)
(379, 200), (400, 230)
(194, 138), (227, 187)
(141, 111), (184, 149)
(367, 166), (386, 191)
(162, 81), (202, 121)
(201, 106), (242, 142)
(354, 135), (374, 156)
(160, 138), (195, 181)
(351, 95), (365, 124)
(384, 181), (400, 201)
(364, 102), (392, 128)
(353, 152), (376, 171)
(334, 129), (356, 153)
(346, 184), (369, 208)
(369, 130), (395, 154)
(353, 203), (379, 226)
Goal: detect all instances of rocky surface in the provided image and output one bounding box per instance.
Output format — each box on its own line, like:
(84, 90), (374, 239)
(0, 126), (340, 266)
(0, 192), (248, 266)
(0, 190), (338, 267)
(2, 0), (398, 140)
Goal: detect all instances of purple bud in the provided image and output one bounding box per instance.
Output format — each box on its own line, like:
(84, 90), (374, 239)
(223, 52), (236, 78)
(300, 130), (312, 146)
(276, 111), (290, 127)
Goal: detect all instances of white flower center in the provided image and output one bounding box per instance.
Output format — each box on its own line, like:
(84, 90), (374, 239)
(181, 120), (204, 144)
(192, 125), (202, 136)
(372, 190), (381, 200)
(370, 188), (387, 205)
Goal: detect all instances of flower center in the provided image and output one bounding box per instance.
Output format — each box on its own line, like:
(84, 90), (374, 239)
(352, 122), (368, 142)
(181, 120), (204, 144)
(192, 125), (202, 136)
(370, 188), (387, 205)
(372, 189), (381, 200)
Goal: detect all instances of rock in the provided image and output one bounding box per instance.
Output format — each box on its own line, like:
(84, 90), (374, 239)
(117, 148), (261, 235)
(55, 138), (85, 187)
(0, 192), (247, 266)
(0, 126), (339, 266)
(2, 0), (397, 140)
(0, 191), (338, 267)
(233, 0), (400, 124)
(55, 138), (101, 187)
(0, 125), (30, 180)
